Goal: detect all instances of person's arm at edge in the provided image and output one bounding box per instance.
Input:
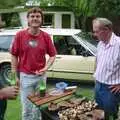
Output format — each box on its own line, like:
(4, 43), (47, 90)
(0, 86), (19, 99)
(0, 88), (6, 99)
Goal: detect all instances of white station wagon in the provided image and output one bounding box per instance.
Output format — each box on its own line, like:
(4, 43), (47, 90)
(0, 28), (97, 86)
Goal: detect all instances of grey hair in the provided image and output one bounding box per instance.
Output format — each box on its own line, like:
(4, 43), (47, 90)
(93, 17), (113, 30)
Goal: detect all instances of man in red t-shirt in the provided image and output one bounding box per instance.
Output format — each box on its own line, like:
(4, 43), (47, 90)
(10, 7), (56, 120)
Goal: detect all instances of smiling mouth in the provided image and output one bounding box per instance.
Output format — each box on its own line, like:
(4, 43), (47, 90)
(31, 22), (40, 25)
(32, 22), (39, 23)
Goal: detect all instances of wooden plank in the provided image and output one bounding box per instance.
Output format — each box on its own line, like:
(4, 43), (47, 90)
(28, 89), (75, 106)
(40, 95), (73, 109)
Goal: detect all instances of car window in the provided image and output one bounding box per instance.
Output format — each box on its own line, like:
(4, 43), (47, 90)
(53, 35), (93, 56)
(54, 36), (69, 55)
(0, 35), (14, 52)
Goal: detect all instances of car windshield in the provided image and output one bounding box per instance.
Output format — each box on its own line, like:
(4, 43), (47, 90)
(76, 32), (98, 46)
(74, 32), (98, 55)
(0, 35), (14, 52)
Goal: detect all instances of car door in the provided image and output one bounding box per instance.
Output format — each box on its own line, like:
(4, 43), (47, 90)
(46, 55), (54, 78)
(52, 35), (96, 81)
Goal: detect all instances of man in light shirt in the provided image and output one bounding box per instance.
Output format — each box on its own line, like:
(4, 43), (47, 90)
(93, 18), (120, 119)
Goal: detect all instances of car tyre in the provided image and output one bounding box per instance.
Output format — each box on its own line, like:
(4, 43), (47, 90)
(0, 64), (12, 86)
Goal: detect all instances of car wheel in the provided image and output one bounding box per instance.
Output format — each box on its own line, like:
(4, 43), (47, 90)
(0, 64), (12, 86)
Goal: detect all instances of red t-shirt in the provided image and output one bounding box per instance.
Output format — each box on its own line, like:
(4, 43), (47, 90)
(10, 29), (56, 74)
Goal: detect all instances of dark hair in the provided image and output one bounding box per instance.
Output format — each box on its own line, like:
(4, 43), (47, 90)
(27, 7), (44, 25)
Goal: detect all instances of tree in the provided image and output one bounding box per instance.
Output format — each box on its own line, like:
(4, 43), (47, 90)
(91, 0), (120, 18)
(0, 0), (26, 9)
(91, 0), (120, 35)
(1, 0), (120, 32)
(40, 0), (93, 30)
(0, 0), (26, 27)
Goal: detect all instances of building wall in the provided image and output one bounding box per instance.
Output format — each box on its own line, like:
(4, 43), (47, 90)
(19, 11), (75, 28)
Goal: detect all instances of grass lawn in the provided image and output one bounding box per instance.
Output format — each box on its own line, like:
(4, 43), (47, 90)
(5, 96), (21, 120)
(4, 82), (94, 120)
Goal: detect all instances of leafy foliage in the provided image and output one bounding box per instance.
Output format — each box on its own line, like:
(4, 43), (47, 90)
(0, 0), (120, 31)
(92, 0), (120, 17)
(0, 0), (26, 9)
(39, 0), (120, 31)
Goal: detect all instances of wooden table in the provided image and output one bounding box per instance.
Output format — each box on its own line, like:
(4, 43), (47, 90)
(28, 89), (76, 108)
(28, 89), (104, 120)
(27, 89), (76, 120)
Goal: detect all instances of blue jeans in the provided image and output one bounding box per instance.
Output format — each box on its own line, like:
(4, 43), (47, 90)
(20, 72), (46, 120)
(95, 81), (120, 118)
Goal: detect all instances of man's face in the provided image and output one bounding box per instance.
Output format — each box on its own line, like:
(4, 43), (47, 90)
(93, 22), (107, 42)
(27, 12), (42, 28)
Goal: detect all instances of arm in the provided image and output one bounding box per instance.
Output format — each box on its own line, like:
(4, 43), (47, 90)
(45, 56), (56, 70)
(0, 86), (19, 100)
(11, 55), (19, 86)
(35, 33), (56, 75)
(35, 56), (56, 75)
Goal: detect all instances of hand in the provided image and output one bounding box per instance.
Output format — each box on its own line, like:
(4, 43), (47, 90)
(0, 86), (19, 99)
(109, 84), (120, 93)
(16, 77), (20, 87)
(35, 67), (47, 76)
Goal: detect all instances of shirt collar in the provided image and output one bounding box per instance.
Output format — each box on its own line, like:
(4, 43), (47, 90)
(109, 32), (115, 46)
